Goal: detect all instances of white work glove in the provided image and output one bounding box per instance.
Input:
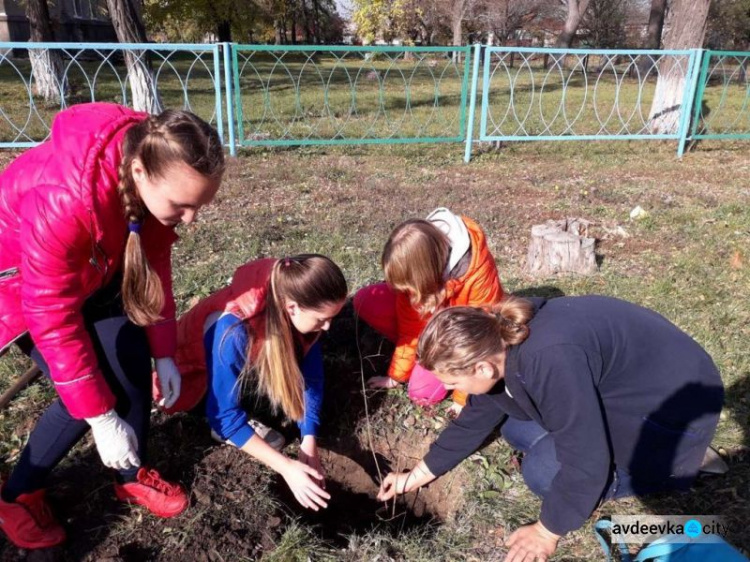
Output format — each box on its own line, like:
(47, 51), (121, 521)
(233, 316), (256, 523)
(155, 357), (182, 409)
(85, 410), (140, 470)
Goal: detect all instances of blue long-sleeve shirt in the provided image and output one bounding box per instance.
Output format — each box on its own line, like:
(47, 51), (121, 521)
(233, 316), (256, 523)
(204, 312), (324, 448)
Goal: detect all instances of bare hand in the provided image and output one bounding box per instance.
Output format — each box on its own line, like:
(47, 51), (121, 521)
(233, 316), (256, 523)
(447, 402), (464, 418)
(504, 521), (560, 562)
(377, 471), (411, 501)
(280, 459), (331, 511)
(368, 376), (401, 389)
(299, 436), (325, 489)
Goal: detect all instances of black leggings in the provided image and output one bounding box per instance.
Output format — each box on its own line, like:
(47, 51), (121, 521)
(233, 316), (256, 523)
(2, 282), (153, 502)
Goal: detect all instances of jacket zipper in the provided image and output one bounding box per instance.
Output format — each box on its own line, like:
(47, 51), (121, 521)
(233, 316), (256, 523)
(88, 210), (109, 287)
(0, 267), (19, 281)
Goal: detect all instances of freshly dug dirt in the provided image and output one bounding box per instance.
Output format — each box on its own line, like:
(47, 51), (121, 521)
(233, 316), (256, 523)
(0, 301), (465, 561)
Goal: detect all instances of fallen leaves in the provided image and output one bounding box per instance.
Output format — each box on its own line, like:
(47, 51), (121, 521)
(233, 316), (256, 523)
(730, 250), (743, 269)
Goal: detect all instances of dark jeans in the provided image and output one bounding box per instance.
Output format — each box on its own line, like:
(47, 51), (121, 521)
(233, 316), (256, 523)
(500, 417), (710, 502)
(2, 280), (152, 502)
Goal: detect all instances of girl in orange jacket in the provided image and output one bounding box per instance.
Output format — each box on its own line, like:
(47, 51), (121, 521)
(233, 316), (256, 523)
(353, 208), (504, 411)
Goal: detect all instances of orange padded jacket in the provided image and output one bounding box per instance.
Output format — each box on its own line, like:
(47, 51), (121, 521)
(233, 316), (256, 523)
(389, 216), (504, 404)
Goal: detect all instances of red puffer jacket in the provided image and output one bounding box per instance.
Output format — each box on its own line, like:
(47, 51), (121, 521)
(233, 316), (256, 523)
(0, 103), (178, 419)
(154, 258), (319, 414)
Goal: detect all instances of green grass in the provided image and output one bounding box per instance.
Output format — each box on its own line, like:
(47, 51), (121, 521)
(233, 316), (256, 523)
(1, 100), (750, 560)
(234, 51), (468, 142)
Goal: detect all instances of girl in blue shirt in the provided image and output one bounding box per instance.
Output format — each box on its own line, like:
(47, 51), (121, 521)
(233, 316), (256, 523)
(167, 255), (347, 511)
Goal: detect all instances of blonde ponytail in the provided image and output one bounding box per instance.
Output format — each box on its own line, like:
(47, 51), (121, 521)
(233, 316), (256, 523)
(252, 255), (347, 421)
(255, 260), (306, 421)
(491, 297), (534, 347)
(417, 296), (535, 376)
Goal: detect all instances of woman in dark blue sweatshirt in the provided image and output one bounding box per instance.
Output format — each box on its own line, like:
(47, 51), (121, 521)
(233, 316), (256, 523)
(378, 296), (724, 561)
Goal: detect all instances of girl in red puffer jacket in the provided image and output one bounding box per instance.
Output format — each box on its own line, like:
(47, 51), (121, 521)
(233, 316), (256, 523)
(0, 103), (224, 550)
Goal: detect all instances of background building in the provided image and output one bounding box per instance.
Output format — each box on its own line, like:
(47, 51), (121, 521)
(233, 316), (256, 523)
(0, 0), (116, 43)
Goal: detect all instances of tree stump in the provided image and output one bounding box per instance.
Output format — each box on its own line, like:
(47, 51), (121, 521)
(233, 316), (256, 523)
(526, 218), (597, 276)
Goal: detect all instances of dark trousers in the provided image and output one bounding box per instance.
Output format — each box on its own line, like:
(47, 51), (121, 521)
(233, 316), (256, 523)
(500, 417), (713, 502)
(2, 281), (152, 502)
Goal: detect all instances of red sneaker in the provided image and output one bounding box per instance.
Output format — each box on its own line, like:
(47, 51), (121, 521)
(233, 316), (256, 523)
(0, 487), (66, 549)
(114, 468), (188, 518)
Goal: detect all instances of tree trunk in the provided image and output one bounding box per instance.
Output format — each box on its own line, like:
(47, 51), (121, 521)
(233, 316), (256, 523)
(106, 0), (162, 113)
(555, 0), (590, 48)
(419, 20), (428, 45)
(301, 0), (313, 43)
(26, 0), (66, 103)
(452, 20), (462, 46)
(451, 0), (465, 62)
(645, 0), (667, 49)
(312, 0), (321, 43)
(648, 0), (710, 134)
(526, 219), (597, 276)
(217, 20), (232, 42)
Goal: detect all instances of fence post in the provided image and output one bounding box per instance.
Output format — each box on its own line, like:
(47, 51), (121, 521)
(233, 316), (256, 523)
(458, 45), (472, 147)
(232, 45), (246, 149)
(212, 45), (225, 151)
(676, 48), (705, 157)
(689, 49), (712, 142)
(464, 44), (482, 163)
(222, 42), (237, 156)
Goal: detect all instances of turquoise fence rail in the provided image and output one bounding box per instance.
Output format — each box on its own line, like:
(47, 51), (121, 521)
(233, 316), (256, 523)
(231, 44), (473, 146)
(0, 42), (225, 149)
(2, 43), (750, 158)
(690, 50), (750, 141)
(470, 47), (703, 159)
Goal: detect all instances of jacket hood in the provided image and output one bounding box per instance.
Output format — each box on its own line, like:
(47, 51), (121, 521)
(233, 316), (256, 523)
(426, 207), (471, 278)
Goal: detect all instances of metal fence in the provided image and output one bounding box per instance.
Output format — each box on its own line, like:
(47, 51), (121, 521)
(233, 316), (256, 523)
(231, 44), (472, 147)
(470, 47), (702, 159)
(690, 50), (750, 142)
(0, 43), (749, 160)
(0, 42), (225, 149)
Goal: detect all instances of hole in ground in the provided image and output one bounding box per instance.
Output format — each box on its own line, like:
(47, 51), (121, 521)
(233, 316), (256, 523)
(270, 448), (443, 546)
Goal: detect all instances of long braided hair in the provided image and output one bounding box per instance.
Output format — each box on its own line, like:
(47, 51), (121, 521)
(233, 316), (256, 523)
(117, 110), (224, 326)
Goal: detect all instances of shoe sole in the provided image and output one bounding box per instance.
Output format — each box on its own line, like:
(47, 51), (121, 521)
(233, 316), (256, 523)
(0, 513), (66, 549)
(115, 493), (188, 519)
(0, 532), (65, 550)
